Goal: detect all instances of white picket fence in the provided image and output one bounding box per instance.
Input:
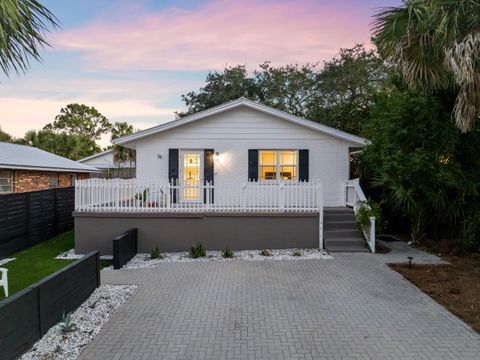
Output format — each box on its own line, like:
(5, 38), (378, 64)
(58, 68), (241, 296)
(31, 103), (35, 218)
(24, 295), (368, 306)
(75, 178), (323, 214)
(345, 178), (376, 253)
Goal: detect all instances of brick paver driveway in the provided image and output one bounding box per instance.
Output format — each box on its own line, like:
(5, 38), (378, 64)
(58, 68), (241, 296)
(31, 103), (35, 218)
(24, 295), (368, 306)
(80, 254), (480, 359)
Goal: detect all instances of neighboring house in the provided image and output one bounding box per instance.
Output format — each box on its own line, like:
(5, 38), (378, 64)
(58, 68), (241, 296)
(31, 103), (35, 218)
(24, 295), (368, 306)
(74, 98), (374, 254)
(0, 142), (99, 194)
(79, 149), (136, 179)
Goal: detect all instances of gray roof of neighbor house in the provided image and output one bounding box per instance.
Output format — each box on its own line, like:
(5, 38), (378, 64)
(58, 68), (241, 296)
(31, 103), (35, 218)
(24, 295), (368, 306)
(0, 142), (100, 173)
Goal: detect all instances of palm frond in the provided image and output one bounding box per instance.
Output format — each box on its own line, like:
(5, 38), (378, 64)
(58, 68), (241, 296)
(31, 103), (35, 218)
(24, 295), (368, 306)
(0, 0), (58, 76)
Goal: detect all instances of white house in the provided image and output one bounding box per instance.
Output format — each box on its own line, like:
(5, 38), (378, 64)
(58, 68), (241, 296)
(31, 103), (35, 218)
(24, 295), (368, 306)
(113, 97), (368, 206)
(79, 148), (135, 179)
(74, 98), (373, 254)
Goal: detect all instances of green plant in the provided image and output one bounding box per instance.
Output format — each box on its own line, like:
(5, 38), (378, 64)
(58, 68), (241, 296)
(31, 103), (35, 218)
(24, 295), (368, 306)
(190, 242), (207, 258)
(222, 247), (234, 258)
(259, 249), (271, 257)
(150, 246), (163, 260)
(135, 188), (150, 206)
(88, 300), (98, 309)
(292, 249), (302, 257)
(59, 312), (76, 334)
(356, 200), (383, 235)
(54, 345), (63, 354)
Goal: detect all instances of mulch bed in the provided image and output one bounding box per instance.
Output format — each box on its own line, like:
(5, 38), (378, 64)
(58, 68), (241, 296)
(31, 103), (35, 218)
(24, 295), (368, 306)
(389, 253), (480, 333)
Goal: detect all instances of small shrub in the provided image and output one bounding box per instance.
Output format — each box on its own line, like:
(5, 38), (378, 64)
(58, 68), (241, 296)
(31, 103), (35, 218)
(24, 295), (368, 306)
(292, 249), (302, 257)
(190, 242), (207, 258)
(88, 300), (98, 309)
(150, 246), (163, 259)
(59, 312), (76, 334)
(222, 247), (234, 258)
(356, 200), (383, 235)
(259, 249), (271, 257)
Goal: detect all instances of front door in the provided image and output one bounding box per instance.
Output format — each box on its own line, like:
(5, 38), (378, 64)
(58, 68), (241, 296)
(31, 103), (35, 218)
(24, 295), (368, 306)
(179, 150), (203, 202)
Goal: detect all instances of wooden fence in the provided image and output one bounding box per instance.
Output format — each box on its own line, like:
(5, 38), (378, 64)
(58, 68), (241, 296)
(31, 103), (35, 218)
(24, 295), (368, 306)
(0, 187), (75, 258)
(0, 252), (100, 360)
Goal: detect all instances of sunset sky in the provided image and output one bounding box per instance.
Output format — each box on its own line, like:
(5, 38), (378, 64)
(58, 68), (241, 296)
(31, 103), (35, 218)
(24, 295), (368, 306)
(0, 0), (401, 145)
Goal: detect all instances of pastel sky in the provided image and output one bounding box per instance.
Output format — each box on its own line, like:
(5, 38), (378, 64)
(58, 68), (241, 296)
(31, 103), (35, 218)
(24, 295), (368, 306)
(0, 0), (401, 147)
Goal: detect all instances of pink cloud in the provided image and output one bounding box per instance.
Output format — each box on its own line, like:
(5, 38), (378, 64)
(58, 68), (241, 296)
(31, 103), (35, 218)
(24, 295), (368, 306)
(53, 0), (373, 71)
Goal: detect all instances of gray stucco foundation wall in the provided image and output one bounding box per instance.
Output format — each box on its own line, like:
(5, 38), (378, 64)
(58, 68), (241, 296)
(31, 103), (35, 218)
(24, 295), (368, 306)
(74, 212), (319, 255)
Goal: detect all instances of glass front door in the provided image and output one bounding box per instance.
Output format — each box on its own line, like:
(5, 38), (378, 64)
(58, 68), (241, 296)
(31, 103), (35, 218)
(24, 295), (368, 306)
(179, 150), (203, 202)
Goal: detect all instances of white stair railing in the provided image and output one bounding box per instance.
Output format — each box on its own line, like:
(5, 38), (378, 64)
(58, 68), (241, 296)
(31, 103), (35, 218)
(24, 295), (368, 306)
(345, 179), (375, 253)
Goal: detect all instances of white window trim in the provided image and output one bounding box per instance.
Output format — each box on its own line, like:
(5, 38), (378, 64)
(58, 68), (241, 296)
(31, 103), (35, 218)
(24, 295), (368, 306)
(258, 149), (298, 182)
(0, 170), (13, 193)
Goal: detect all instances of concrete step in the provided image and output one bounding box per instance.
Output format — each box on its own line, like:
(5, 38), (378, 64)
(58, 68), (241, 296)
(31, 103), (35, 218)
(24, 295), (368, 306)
(324, 229), (364, 239)
(326, 243), (369, 253)
(326, 238), (366, 246)
(324, 207), (354, 215)
(323, 220), (358, 231)
(325, 213), (355, 222)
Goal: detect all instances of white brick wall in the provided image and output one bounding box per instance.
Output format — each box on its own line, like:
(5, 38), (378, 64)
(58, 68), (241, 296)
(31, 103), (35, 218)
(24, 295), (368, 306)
(134, 107), (352, 206)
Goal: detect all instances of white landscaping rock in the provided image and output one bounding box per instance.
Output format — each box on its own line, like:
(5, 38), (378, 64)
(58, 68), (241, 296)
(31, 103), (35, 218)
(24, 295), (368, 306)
(124, 248), (332, 269)
(56, 249), (113, 260)
(21, 284), (136, 360)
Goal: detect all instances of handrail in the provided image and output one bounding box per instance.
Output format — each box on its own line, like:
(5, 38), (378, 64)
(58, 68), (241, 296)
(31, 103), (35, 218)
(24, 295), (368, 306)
(345, 179), (375, 253)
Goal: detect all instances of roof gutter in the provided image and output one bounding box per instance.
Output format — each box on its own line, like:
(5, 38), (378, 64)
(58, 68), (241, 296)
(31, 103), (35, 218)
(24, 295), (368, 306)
(0, 164), (101, 173)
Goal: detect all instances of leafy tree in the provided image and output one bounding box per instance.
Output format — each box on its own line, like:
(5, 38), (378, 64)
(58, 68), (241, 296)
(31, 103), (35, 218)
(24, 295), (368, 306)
(45, 104), (112, 140)
(177, 46), (389, 136)
(177, 65), (257, 117)
(373, 0), (480, 132)
(360, 89), (480, 247)
(0, 126), (14, 142)
(0, 0), (57, 76)
(254, 62), (320, 117)
(22, 129), (100, 160)
(310, 45), (391, 135)
(111, 121), (136, 177)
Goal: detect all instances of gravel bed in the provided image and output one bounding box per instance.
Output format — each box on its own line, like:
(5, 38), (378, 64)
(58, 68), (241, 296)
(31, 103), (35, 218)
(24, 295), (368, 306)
(124, 248), (332, 269)
(56, 249), (113, 260)
(21, 284), (136, 360)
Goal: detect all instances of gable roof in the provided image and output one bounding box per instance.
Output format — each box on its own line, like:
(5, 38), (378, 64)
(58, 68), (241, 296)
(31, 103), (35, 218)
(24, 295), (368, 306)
(0, 142), (100, 173)
(79, 148), (113, 162)
(112, 98), (369, 147)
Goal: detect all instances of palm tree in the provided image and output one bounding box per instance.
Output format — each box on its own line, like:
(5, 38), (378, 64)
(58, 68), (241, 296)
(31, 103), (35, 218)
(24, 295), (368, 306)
(111, 122), (136, 178)
(373, 0), (480, 132)
(0, 0), (58, 76)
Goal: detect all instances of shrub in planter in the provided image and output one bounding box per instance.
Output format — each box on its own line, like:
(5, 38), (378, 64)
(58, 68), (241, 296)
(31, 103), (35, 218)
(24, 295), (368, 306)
(259, 249), (271, 257)
(150, 246), (163, 260)
(222, 247), (234, 258)
(292, 249), (302, 257)
(190, 242), (207, 258)
(59, 312), (76, 334)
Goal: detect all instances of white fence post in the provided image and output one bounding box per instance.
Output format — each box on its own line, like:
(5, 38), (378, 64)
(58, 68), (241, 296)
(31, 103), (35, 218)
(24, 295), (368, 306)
(369, 216), (376, 253)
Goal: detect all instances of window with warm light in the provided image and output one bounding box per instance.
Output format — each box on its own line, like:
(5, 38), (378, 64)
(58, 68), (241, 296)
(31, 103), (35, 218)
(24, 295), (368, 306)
(259, 150), (298, 181)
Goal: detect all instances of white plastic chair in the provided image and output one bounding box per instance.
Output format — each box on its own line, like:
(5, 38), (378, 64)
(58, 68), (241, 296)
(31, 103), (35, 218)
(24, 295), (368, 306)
(0, 268), (8, 298)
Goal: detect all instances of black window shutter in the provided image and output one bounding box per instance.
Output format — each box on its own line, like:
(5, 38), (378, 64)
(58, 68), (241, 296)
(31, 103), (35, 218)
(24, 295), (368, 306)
(299, 149), (309, 181)
(204, 149), (214, 203)
(248, 149), (259, 181)
(168, 149), (179, 203)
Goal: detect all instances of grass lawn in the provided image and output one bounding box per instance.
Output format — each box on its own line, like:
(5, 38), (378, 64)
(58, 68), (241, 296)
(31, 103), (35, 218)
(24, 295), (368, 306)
(0, 231), (112, 301)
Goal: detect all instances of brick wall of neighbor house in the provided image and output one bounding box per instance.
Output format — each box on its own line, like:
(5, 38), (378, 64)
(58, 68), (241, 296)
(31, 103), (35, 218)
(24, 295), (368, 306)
(11, 170), (89, 193)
